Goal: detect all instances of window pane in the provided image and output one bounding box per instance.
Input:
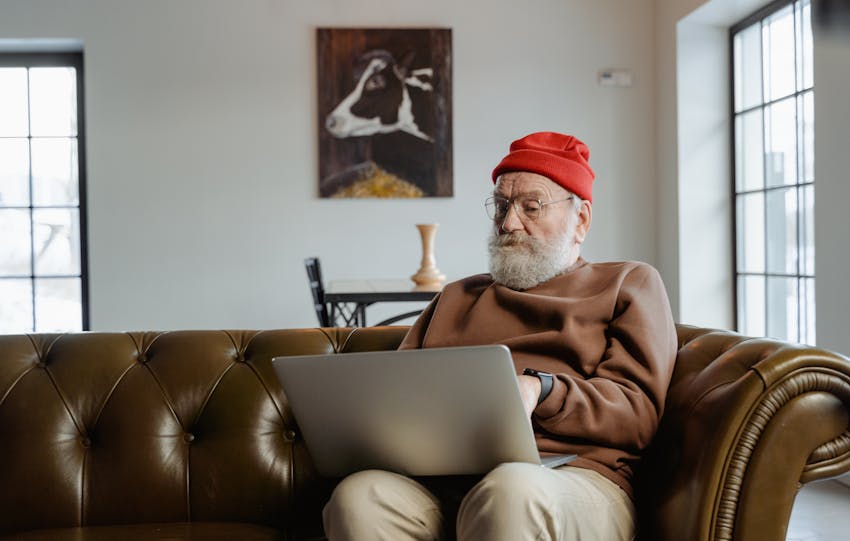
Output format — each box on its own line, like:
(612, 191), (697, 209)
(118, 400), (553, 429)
(737, 192), (765, 273)
(801, 91), (814, 182)
(34, 277), (82, 332)
(2, 54), (86, 333)
(798, 0), (813, 90)
(0, 138), (31, 206)
(29, 67), (77, 137)
(735, 109), (764, 191)
(33, 208), (81, 276)
(0, 209), (32, 276)
(801, 277), (815, 345)
(763, 5), (796, 101)
(0, 278), (33, 333)
(765, 97), (797, 187)
(0, 68), (29, 137)
(767, 276), (798, 341)
(766, 187), (798, 274)
(32, 138), (79, 206)
(800, 185), (814, 276)
(739, 275), (766, 337)
(734, 24), (763, 112)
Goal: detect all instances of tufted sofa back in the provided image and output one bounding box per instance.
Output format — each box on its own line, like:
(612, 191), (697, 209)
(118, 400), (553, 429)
(0, 327), (408, 536)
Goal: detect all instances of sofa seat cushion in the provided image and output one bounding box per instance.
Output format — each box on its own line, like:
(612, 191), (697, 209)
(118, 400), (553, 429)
(2, 522), (293, 540)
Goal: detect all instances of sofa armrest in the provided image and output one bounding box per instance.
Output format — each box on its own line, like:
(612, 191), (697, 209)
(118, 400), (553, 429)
(636, 325), (850, 541)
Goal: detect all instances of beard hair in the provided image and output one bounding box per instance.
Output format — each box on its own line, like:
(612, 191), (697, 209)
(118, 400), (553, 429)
(487, 229), (573, 290)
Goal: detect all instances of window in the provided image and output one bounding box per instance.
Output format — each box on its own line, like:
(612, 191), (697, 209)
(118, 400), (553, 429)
(0, 53), (88, 333)
(732, 0), (814, 344)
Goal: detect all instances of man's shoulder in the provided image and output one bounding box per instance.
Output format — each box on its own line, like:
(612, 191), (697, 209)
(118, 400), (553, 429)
(585, 259), (661, 278)
(579, 261), (668, 299)
(571, 260), (665, 292)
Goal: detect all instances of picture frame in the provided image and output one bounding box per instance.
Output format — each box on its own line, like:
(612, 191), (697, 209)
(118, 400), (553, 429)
(316, 27), (453, 198)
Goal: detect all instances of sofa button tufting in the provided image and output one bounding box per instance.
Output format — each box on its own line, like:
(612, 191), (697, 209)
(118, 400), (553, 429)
(138, 354), (148, 364)
(284, 430), (296, 442)
(81, 437), (91, 448)
(184, 433), (195, 443)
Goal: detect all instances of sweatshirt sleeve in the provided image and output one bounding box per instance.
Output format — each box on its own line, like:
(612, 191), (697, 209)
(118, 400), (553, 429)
(533, 264), (677, 451)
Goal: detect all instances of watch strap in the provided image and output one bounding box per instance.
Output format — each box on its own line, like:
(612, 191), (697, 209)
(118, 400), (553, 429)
(522, 367), (554, 405)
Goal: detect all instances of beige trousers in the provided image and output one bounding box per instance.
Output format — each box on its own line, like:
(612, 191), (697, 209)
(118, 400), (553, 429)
(322, 463), (635, 541)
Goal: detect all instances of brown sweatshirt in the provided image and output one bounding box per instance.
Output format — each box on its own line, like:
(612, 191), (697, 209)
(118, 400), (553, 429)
(399, 258), (677, 498)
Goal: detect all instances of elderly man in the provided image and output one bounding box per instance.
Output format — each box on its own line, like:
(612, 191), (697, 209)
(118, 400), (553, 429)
(323, 132), (677, 540)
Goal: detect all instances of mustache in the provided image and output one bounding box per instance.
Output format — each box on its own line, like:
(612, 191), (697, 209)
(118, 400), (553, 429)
(492, 232), (537, 247)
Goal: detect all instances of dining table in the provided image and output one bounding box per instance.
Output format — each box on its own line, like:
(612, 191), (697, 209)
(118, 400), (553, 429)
(324, 279), (442, 327)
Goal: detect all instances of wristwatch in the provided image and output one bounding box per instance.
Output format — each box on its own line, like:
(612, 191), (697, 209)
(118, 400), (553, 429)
(522, 367), (554, 405)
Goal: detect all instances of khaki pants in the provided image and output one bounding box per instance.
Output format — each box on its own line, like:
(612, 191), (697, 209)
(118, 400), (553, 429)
(322, 463), (635, 541)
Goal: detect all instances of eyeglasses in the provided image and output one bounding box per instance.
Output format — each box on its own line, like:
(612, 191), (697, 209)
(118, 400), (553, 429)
(484, 195), (574, 222)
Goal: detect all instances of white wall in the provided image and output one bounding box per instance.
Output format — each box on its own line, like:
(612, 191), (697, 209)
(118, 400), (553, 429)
(813, 18), (850, 356)
(675, 18), (733, 328)
(0, 0), (660, 331)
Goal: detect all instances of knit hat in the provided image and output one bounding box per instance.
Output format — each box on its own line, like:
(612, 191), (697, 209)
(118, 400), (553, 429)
(491, 132), (595, 202)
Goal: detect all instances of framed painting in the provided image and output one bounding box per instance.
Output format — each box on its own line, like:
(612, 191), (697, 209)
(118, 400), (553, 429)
(316, 27), (453, 198)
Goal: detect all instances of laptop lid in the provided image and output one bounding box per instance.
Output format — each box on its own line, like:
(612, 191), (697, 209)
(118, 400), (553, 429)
(272, 345), (573, 478)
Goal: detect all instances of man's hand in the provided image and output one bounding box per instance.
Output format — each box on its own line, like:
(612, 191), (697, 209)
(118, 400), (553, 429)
(517, 374), (542, 417)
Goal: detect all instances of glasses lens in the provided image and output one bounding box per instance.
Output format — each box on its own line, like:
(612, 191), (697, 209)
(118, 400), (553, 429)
(485, 198), (495, 220)
(485, 197), (508, 221)
(518, 197), (542, 220)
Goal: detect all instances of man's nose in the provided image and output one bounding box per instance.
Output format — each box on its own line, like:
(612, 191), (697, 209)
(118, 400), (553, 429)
(500, 204), (524, 232)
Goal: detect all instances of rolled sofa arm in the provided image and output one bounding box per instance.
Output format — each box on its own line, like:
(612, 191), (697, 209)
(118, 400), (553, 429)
(636, 325), (850, 541)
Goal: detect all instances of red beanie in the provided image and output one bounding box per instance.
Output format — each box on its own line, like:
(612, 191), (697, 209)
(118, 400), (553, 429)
(491, 132), (595, 202)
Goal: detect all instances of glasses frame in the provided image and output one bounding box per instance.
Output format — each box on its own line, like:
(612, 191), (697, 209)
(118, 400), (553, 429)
(484, 195), (574, 223)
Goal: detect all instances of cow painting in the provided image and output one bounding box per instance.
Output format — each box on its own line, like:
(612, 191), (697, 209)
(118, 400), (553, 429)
(325, 49), (434, 142)
(317, 28), (453, 198)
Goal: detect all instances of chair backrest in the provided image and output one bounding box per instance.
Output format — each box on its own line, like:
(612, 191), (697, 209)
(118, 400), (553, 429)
(304, 257), (330, 327)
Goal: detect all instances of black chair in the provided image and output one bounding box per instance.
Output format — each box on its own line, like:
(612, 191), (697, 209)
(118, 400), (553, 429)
(304, 257), (366, 327)
(304, 257), (330, 327)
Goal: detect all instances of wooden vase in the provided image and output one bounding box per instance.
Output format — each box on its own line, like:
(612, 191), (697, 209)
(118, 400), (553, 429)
(411, 223), (446, 288)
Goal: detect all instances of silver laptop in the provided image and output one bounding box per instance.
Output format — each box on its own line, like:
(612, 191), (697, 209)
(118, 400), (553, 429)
(272, 345), (575, 477)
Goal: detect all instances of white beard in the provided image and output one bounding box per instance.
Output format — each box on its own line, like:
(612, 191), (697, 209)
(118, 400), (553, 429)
(488, 229), (573, 290)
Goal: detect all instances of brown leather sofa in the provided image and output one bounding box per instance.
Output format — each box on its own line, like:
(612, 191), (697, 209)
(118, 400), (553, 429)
(1, 324), (849, 540)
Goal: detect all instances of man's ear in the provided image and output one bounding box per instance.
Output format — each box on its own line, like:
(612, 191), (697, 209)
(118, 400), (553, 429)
(575, 201), (592, 243)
